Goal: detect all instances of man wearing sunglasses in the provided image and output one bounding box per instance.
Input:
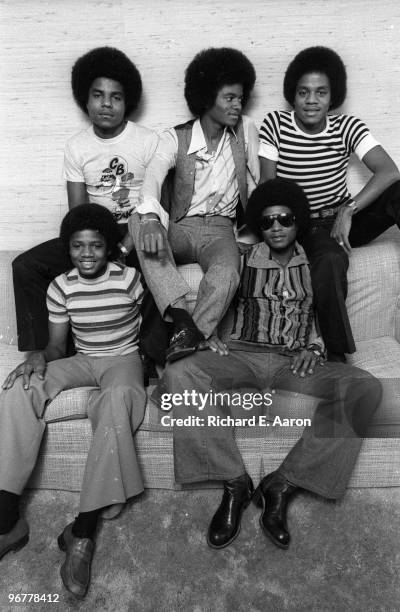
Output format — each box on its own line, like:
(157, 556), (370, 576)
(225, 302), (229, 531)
(160, 178), (380, 550)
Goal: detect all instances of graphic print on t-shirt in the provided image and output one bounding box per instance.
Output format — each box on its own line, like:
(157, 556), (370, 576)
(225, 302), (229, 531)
(87, 155), (135, 222)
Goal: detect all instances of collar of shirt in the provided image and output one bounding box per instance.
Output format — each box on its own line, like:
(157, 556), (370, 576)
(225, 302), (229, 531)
(187, 118), (238, 156)
(246, 241), (309, 269)
(68, 261), (112, 284)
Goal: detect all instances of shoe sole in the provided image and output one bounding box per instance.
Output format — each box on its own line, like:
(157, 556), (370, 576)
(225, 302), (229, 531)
(58, 532), (66, 552)
(165, 346), (198, 363)
(0, 534), (29, 560)
(253, 485), (290, 550)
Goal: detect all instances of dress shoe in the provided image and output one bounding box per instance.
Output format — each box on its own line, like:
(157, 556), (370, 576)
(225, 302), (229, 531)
(253, 472), (297, 549)
(207, 473), (254, 549)
(165, 323), (205, 363)
(0, 517), (29, 560)
(58, 523), (94, 599)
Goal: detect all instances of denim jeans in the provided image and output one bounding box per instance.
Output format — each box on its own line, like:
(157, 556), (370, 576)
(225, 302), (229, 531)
(160, 348), (381, 499)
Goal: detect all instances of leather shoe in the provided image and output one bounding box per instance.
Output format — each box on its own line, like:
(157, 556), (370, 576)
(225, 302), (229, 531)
(207, 473), (254, 549)
(0, 517), (29, 560)
(253, 472), (297, 549)
(165, 323), (205, 363)
(58, 523), (94, 599)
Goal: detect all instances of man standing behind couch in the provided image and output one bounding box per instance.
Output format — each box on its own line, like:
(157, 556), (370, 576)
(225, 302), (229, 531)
(12, 46), (158, 352)
(129, 47), (260, 363)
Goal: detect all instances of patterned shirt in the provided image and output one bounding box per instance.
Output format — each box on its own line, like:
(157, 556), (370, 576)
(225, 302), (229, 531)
(229, 241), (316, 351)
(259, 110), (379, 214)
(46, 262), (143, 356)
(63, 121), (159, 224)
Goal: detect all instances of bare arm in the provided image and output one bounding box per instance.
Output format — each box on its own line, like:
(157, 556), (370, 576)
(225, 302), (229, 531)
(353, 145), (400, 209)
(259, 158), (278, 183)
(2, 321), (69, 390)
(67, 181), (88, 210)
(331, 145), (400, 254)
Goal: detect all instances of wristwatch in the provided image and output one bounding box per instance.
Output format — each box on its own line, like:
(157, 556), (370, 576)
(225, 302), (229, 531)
(118, 243), (129, 256)
(345, 199), (358, 214)
(307, 343), (324, 359)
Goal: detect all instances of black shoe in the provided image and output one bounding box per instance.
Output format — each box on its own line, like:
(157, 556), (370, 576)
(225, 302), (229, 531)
(327, 351), (347, 363)
(165, 324), (205, 363)
(58, 523), (94, 599)
(0, 518), (29, 561)
(253, 472), (297, 549)
(207, 473), (254, 549)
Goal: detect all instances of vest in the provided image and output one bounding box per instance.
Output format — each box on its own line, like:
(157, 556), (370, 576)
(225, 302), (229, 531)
(161, 119), (248, 223)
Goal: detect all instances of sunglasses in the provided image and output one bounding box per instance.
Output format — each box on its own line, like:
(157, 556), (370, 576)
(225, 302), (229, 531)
(260, 213), (296, 231)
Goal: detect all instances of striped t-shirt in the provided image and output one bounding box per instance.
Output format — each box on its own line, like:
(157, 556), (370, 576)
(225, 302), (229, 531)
(46, 262), (143, 356)
(259, 110), (379, 214)
(229, 241), (314, 350)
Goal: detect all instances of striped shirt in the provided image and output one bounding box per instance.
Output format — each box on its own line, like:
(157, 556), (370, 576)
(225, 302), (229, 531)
(229, 242), (314, 351)
(259, 110), (379, 214)
(46, 262), (143, 356)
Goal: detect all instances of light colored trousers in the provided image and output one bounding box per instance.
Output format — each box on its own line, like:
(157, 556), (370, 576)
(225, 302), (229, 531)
(130, 213), (240, 338)
(0, 352), (146, 512)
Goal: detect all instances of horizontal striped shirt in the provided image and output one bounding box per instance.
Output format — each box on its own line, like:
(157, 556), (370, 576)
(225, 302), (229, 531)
(259, 110), (379, 213)
(230, 242), (314, 350)
(47, 262), (143, 356)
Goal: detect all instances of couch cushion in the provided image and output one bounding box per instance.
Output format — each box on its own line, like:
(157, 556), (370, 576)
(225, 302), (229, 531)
(347, 228), (400, 342)
(0, 251), (19, 346)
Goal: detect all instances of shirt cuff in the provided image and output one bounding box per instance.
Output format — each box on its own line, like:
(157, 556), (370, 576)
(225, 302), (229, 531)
(258, 141), (279, 161)
(136, 197), (169, 230)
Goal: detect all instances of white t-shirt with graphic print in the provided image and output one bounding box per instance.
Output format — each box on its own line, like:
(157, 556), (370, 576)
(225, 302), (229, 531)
(63, 121), (159, 224)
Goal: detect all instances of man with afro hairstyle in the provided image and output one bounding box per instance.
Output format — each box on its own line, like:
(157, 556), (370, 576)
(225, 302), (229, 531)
(129, 47), (259, 363)
(259, 46), (400, 362)
(12, 46), (158, 353)
(160, 178), (381, 551)
(1, 204), (146, 599)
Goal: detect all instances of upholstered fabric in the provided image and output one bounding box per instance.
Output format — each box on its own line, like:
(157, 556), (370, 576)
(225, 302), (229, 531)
(1, 231), (400, 491)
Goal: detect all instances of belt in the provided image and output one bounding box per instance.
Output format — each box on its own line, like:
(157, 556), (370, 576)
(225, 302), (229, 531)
(309, 206), (340, 219)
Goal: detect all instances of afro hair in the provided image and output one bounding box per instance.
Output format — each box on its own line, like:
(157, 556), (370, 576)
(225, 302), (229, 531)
(71, 46), (142, 117)
(283, 46), (347, 110)
(184, 47), (256, 117)
(245, 178), (310, 240)
(60, 203), (121, 261)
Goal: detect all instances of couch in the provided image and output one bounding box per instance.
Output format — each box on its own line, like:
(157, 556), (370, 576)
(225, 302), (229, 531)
(1, 230), (399, 491)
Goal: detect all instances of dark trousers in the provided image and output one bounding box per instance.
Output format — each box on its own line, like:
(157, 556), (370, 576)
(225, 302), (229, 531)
(12, 233), (140, 351)
(162, 349), (381, 499)
(301, 180), (400, 354)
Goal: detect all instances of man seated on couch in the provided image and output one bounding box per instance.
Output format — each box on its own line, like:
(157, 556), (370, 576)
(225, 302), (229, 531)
(259, 46), (400, 362)
(12, 46), (159, 353)
(160, 178), (381, 550)
(0, 204), (146, 599)
(129, 47), (260, 363)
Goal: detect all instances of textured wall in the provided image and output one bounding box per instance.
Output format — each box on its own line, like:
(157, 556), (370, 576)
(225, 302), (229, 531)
(1, 0), (400, 248)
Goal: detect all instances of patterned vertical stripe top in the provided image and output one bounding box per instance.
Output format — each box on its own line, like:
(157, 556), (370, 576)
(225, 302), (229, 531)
(229, 241), (314, 350)
(47, 262), (143, 356)
(259, 110), (379, 214)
